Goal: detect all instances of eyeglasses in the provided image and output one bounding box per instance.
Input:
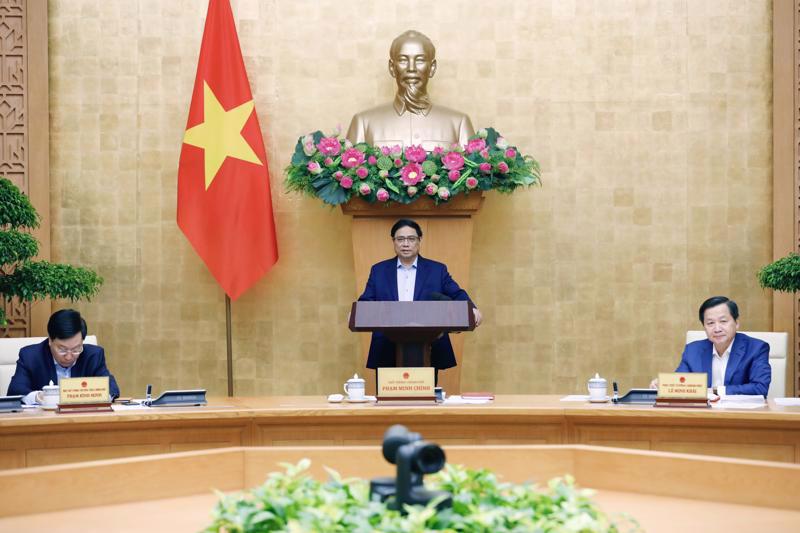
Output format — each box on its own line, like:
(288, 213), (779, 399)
(393, 236), (419, 244)
(53, 344), (83, 356)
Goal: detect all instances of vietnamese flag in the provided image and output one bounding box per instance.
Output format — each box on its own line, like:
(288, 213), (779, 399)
(177, 0), (278, 300)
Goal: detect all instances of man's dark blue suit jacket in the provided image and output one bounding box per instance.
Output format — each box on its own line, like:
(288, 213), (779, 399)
(7, 339), (120, 399)
(676, 332), (771, 397)
(358, 256), (473, 369)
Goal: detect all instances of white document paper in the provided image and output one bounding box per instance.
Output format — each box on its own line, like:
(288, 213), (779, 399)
(711, 395), (766, 409)
(443, 395), (492, 405)
(774, 397), (800, 407)
(111, 400), (150, 411)
(560, 395), (591, 402)
(721, 394), (766, 403)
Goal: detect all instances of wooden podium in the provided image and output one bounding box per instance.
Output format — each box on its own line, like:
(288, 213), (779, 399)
(349, 301), (476, 367)
(343, 193), (484, 394)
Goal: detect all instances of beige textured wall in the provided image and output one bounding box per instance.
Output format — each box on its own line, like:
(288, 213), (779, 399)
(47, 0), (773, 397)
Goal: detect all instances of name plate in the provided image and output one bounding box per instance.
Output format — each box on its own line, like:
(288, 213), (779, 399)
(377, 367), (435, 402)
(58, 377), (112, 413)
(657, 373), (707, 398)
(656, 372), (709, 408)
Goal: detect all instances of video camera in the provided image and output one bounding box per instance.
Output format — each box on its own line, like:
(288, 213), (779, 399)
(369, 424), (452, 512)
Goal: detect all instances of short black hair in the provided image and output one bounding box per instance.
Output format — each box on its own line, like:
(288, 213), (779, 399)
(47, 309), (88, 340)
(698, 296), (739, 324)
(390, 219), (423, 238)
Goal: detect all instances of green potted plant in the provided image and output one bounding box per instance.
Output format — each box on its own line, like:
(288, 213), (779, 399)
(206, 460), (631, 532)
(758, 253), (800, 293)
(0, 177), (103, 325)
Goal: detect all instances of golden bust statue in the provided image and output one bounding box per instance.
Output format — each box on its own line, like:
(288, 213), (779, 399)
(346, 30), (475, 150)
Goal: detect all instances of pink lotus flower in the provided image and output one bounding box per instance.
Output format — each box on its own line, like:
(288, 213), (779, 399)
(340, 176), (353, 189)
(425, 183), (438, 195)
(433, 146), (444, 155)
(404, 145), (427, 163)
(376, 188), (390, 202)
(437, 187), (450, 200)
(442, 151), (465, 171)
(497, 161), (509, 174)
(479, 148), (489, 159)
(448, 169), (460, 182)
(381, 146), (391, 156)
(465, 177), (478, 189)
(367, 156), (377, 165)
(466, 138), (487, 154)
(302, 134), (316, 156)
(307, 161), (322, 175)
(400, 163), (424, 186)
(407, 186), (418, 196)
(505, 148), (517, 159)
(479, 162), (492, 174)
(323, 157), (334, 166)
(356, 167), (369, 179)
(389, 145), (402, 158)
(341, 148), (365, 169)
(394, 158), (403, 168)
(358, 183), (371, 195)
(333, 170), (344, 180)
(317, 136), (341, 156)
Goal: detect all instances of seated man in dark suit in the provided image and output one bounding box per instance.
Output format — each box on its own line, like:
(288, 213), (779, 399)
(650, 296), (771, 397)
(7, 309), (120, 403)
(358, 218), (482, 374)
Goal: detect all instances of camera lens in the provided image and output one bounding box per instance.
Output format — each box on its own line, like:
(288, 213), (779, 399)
(414, 443), (445, 474)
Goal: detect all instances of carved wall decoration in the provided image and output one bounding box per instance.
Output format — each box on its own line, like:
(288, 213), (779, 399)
(0, 0), (29, 337)
(796, 0), (800, 394)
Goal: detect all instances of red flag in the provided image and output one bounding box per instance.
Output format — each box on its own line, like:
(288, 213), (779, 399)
(177, 0), (278, 300)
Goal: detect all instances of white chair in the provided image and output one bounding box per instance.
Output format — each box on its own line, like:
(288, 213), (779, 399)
(685, 331), (787, 399)
(0, 335), (98, 395)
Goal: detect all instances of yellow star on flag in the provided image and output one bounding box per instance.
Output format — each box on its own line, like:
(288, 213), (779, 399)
(183, 81), (263, 189)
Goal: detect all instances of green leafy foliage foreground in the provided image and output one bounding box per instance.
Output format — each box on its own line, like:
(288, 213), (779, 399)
(206, 460), (637, 533)
(0, 177), (102, 323)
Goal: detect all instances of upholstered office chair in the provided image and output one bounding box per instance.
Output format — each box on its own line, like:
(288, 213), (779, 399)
(684, 331), (788, 399)
(0, 335), (98, 395)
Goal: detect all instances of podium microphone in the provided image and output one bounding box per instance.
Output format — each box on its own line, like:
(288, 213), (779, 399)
(429, 292), (452, 301)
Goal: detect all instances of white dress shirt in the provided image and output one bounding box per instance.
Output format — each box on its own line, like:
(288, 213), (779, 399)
(396, 257), (418, 302)
(711, 340), (732, 396)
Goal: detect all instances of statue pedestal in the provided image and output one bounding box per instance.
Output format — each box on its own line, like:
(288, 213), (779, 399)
(342, 193), (484, 395)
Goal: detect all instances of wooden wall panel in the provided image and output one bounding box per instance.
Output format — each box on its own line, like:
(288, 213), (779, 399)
(0, 0), (50, 338)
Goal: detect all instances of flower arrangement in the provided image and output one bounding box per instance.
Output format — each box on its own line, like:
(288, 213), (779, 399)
(284, 127), (541, 206)
(206, 460), (632, 532)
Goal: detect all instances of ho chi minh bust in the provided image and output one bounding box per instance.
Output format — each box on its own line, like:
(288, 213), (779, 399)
(346, 30), (474, 151)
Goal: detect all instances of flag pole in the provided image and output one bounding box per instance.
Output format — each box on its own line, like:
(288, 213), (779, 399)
(225, 294), (234, 397)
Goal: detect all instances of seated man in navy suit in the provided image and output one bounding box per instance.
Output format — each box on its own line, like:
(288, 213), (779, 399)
(358, 218), (482, 374)
(650, 296), (771, 397)
(7, 309), (120, 404)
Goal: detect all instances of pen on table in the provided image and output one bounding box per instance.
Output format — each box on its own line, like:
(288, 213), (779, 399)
(612, 381), (619, 403)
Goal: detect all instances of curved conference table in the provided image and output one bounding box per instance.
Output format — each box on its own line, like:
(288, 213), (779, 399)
(1, 395), (799, 469)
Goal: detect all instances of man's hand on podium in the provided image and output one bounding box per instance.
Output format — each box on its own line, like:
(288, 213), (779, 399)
(473, 307), (483, 327)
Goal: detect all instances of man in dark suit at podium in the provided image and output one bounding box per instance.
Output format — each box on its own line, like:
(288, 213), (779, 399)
(358, 219), (482, 372)
(7, 309), (120, 403)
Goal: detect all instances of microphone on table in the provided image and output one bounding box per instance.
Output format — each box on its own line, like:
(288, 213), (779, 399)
(429, 292), (452, 301)
(612, 381), (619, 403)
